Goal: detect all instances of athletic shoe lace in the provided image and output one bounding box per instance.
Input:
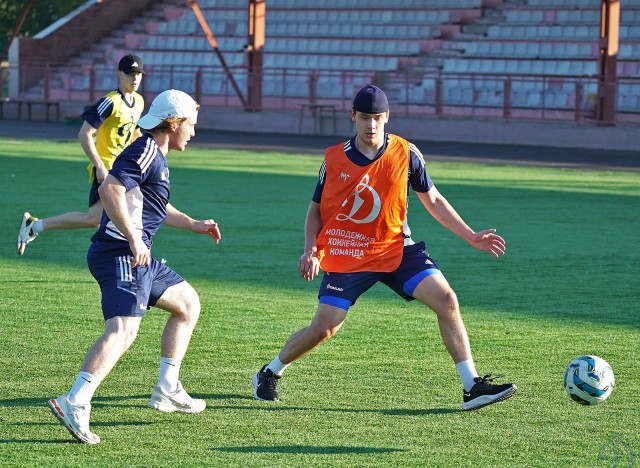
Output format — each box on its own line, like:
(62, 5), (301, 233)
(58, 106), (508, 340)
(263, 373), (279, 389)
(71, 403), (91, 429)
(474, 374), (502, 389)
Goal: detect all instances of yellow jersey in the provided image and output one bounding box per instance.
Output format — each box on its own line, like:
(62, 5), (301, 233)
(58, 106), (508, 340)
(83, 89), (144, 179)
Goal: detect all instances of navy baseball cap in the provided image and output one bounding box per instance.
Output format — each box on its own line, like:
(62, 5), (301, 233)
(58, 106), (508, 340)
(352, 85), (389, 114)
(118, 54), (144, 74)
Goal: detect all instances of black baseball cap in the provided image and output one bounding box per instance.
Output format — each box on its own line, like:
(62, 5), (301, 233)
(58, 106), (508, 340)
(118, 54), (144, 74)
(352, 85), (389, 114)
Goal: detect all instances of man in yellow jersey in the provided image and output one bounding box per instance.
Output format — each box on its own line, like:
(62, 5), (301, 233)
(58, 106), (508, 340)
(253, 85), (516, 411)
(16, 54), (145, 255)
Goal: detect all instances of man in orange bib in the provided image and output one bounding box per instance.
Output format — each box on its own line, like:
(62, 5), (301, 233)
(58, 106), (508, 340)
(253, 85), (516, 411)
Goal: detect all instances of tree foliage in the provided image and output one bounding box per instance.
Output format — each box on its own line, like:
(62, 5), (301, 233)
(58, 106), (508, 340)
(1, 0), (85, 60)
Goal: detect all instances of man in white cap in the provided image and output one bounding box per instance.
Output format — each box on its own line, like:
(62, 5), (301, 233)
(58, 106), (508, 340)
(253, 85), (516, 411)
(48, 89), (222, 444)
(17, 54), (146, 255)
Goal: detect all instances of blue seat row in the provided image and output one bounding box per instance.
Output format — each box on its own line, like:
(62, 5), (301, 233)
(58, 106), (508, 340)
(396, 78), (610, 110)
(269, 9), (455, 24)
(135, 50), (245, 67)
(266, 22), (438, 39)
(463, 41), (594, 59)
(143, 35), (245, 52)
(157, 17), (439, 40)
(264, 53), (398, 71)
(268, 0), (481, 7)
(265, 38), (420, 56)
(196, 0), (481, 8)
(528, 0), (640, 7)
(487, 24), (640, 40)
(442, 58), (599, 76)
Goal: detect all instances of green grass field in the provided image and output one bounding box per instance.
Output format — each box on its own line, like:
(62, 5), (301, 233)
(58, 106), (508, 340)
(0, 138), (638, 467)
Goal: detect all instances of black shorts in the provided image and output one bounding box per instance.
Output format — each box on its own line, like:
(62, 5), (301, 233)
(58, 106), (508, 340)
(88, 168), (100, 207)
(317, 241), (442, 311)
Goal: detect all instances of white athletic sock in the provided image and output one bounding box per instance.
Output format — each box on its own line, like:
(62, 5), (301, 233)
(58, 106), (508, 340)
(456, 359), (479, 392)
(158, 357), (181, 393)
(68, 371), (100, 405)
(267, 354), (290, 377)
(32, 219), (44, 234)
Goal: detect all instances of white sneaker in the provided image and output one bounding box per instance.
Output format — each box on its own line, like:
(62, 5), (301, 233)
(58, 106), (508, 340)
(17, 212), (38, 255)
(48, 393), (100, 444)
(148, 381), (206, 414)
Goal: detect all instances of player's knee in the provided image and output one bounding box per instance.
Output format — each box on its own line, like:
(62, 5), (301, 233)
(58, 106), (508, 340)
(122, 328), (139, 349)
(186, 294), (201, 323)
(431, 289), (460, 318)
(87, 213), (101, 228)
(104, 320), (140, 350)
(87, 205), (102, 228)
(444, 290), (459, 311)
(308, 322), (336, 344)
(78, 212), (101, 229)
(176, 290), (201, 324)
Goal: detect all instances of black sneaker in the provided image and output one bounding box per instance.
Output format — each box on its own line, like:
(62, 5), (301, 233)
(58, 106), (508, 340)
(462, 374), (516, 411)
(253, 365), (281, 401)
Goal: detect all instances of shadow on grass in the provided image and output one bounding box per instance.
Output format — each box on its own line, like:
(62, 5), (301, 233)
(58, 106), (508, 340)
(0, 439), (80, 444)
(0, 396), (153, 408)
(0, 394), (248, 408)
(0, 396), (458, 417)
(211, 445), (407, 454)
(10, 419), (153, 429)
(205, 404), (459, 416)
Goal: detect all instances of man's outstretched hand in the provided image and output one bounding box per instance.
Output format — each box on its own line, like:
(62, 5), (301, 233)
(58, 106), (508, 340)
(469, 229), (505, 257)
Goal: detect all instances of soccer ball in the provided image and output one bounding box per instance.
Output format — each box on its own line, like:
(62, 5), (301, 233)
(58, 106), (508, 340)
(564, 355), (615, 405)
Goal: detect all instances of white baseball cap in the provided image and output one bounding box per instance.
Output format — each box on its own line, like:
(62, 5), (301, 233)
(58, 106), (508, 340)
(138, 89), (199, 130)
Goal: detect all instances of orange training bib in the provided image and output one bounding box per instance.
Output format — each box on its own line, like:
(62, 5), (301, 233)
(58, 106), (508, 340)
(317, 135), (410, 273)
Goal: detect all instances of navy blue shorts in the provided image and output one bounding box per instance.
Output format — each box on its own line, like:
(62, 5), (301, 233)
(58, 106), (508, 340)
(87, 255), (184, 320)
(88, 169), (100, 207)
(318, 241), (441, 311)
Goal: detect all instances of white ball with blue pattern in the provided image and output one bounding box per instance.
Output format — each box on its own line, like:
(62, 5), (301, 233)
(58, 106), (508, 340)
(564, 355), (615, 405)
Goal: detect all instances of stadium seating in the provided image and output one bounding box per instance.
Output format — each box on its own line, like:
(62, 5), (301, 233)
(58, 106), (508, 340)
(395, 0), (639, 117)
(126, 0), (471, 104)
(16, 0), (640, 122)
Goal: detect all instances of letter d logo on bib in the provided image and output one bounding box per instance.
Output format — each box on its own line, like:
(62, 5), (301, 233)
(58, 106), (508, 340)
(336, 174), (381, 224)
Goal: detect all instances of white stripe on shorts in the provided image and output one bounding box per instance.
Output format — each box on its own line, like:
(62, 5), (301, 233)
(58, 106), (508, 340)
(118, 256), (133, 282)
